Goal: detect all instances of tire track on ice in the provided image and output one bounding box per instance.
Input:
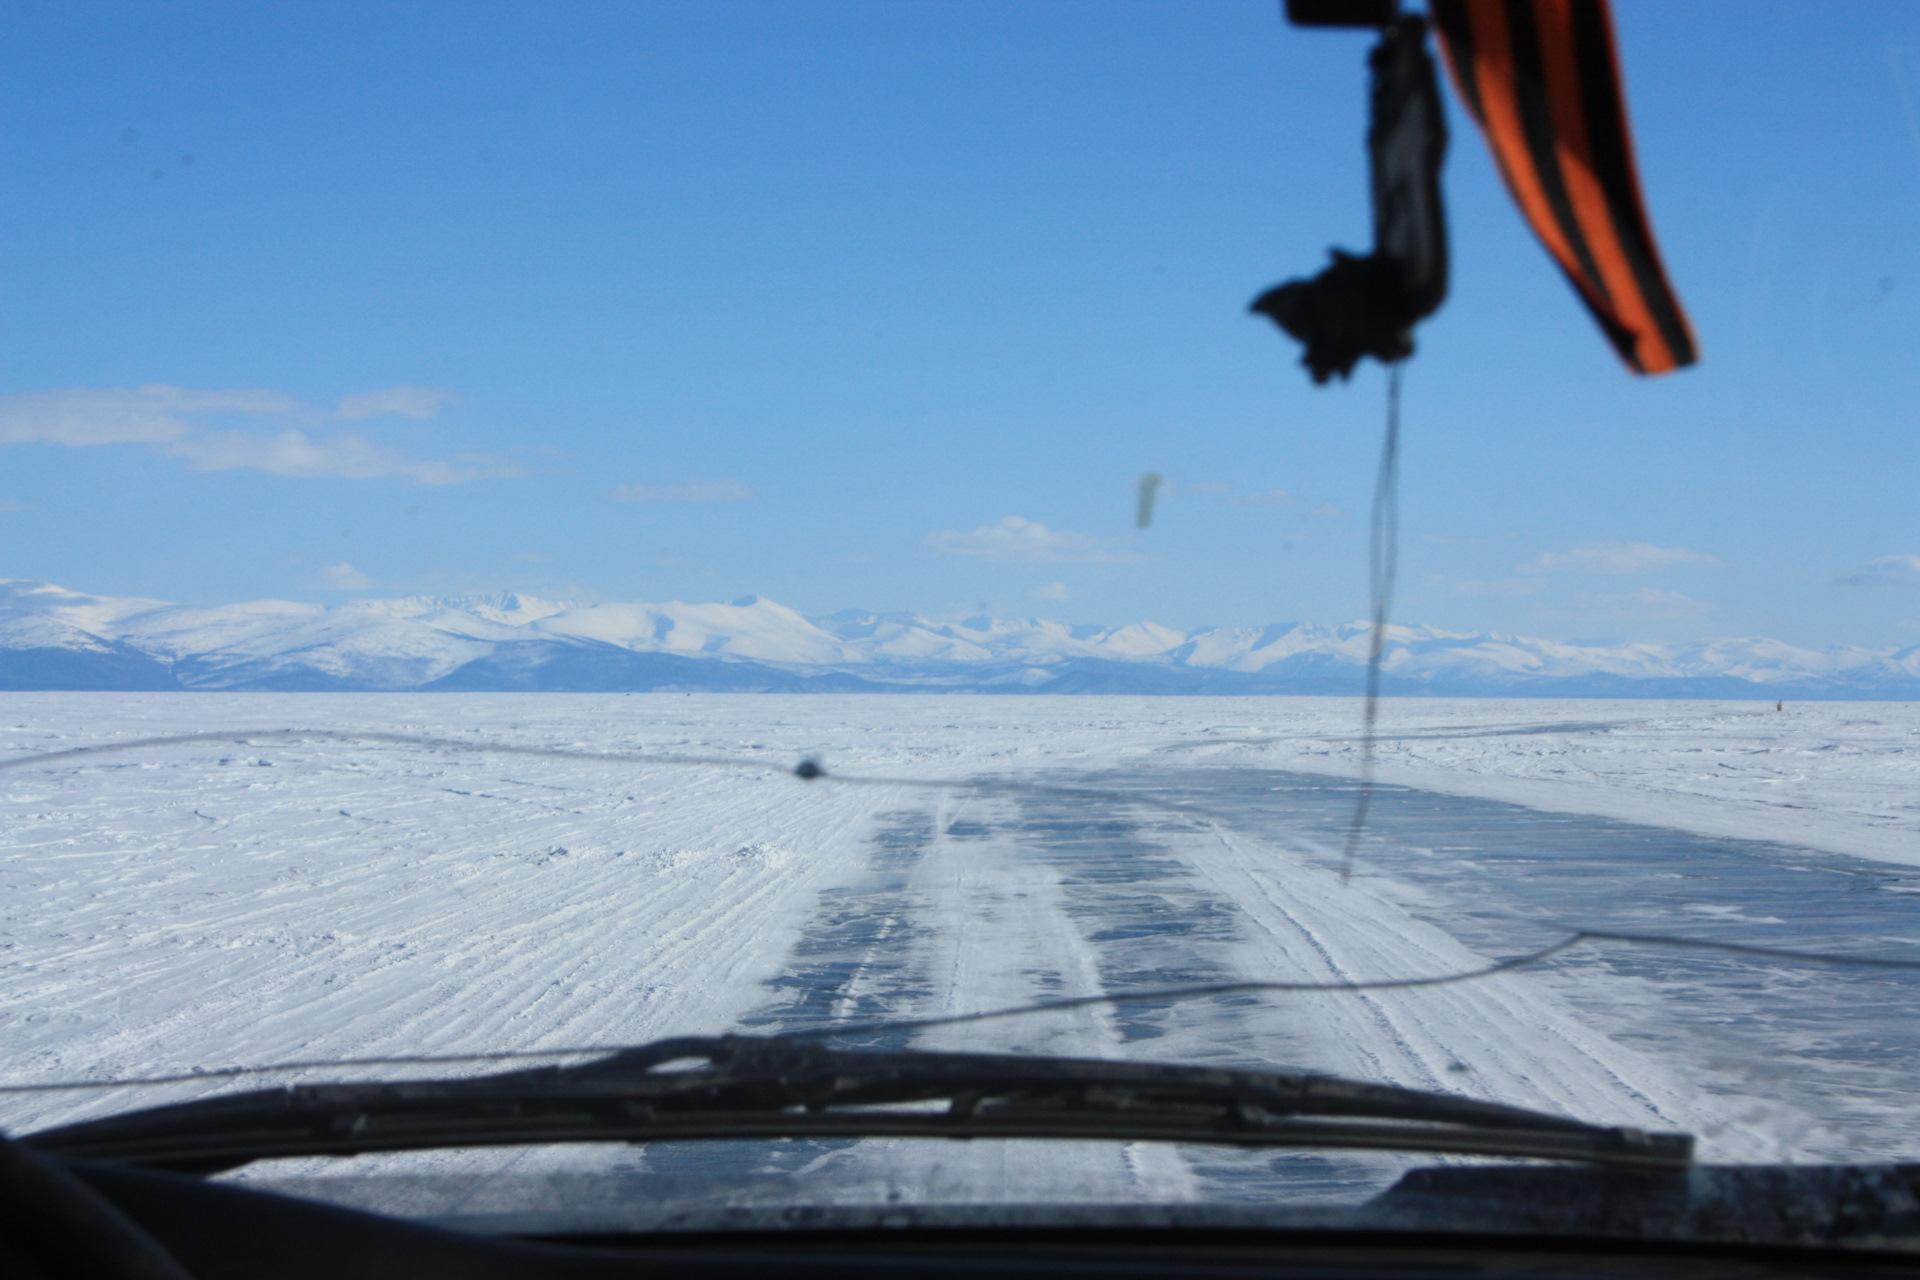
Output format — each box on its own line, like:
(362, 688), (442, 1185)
(626, 793), (1200, 1207)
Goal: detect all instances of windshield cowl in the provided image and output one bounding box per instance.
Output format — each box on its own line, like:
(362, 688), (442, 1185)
(185, 1159), (1920, 1251)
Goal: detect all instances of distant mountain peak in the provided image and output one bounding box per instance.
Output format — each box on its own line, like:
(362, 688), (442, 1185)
(2, 580), (1913, 698)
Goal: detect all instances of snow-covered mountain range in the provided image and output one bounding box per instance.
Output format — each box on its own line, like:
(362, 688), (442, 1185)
(4, 578), (1916, 697)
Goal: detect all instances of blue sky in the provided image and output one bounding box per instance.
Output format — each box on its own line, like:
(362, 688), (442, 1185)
(3, 0), (1918, 647)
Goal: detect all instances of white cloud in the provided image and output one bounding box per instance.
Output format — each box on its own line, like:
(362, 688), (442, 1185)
(1566, 587), (1713, 619)
(611, 479), (755, 502)
(0, 385), (299, 446)
(336, 385), (452, 421)
(1521, 541), (1720, 575)
(1838, 553), (1920, 585)
(307, 561), (374, 590)
(0, 383), (512, 485)
(1425, 574), (1546, 597)
(170, 430), (520, 484)
(1027, 581), (1085, 601)
(926, 516), (1137, 563)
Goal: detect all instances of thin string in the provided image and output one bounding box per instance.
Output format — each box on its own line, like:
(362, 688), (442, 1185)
(785, 928), (1920, 1044)
(0, 728), (1255, 838)
(1340, 361), (1402, 882)
(7, 929), (1920, 1095)
(0, 729), (762, 776)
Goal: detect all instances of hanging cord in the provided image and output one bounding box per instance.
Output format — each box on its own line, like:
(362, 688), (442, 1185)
(1339, 361), (1403, 882)
(9, 929), (1920, 1094)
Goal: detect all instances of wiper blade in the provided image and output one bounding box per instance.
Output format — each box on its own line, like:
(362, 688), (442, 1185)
(23, 1035), (1691, 1175)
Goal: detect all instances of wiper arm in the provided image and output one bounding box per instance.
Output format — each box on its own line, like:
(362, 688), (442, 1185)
(22, 1035), (1691, 1175)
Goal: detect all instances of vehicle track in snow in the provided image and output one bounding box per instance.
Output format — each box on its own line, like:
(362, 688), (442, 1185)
(679, 772), (1722, 1201)
(634, 795), (1202, 1206)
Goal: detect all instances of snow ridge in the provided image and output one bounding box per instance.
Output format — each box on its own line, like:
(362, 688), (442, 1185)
(2, 578), (1915, 697)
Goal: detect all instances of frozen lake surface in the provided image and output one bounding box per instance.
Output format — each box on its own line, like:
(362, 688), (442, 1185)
(3, 694), (1918, 1205)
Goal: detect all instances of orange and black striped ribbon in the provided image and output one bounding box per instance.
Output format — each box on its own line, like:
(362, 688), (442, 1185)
(1430, 0), (1696, 374)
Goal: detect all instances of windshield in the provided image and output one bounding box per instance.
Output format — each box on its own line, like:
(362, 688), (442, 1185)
(4, 0), (1919, 1252)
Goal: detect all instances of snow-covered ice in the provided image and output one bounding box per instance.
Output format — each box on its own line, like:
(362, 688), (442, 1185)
(3, 693), (1917, 1205)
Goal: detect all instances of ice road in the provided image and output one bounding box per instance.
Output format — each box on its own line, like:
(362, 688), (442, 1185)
(3, 694), (1918, 1200)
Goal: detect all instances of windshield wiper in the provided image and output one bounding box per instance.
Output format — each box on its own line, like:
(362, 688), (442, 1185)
(21, 1035), (1691, 1175)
